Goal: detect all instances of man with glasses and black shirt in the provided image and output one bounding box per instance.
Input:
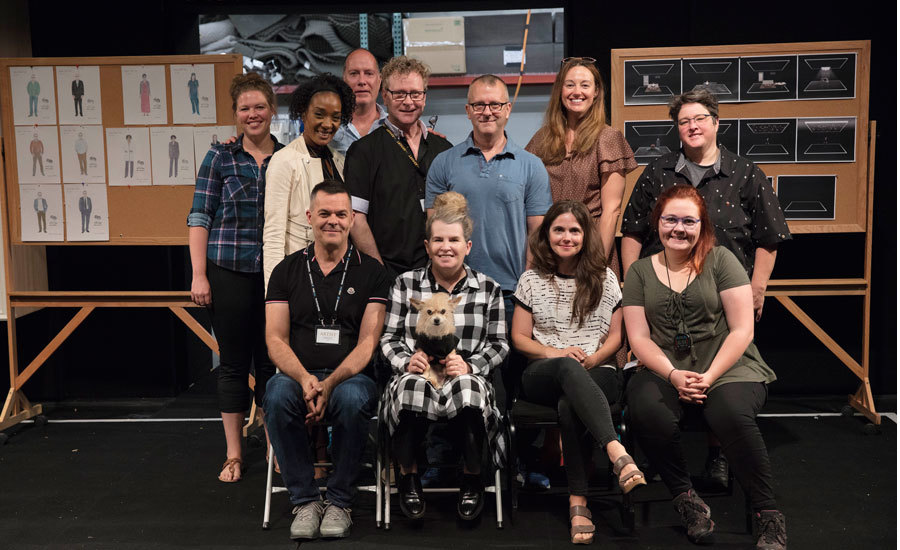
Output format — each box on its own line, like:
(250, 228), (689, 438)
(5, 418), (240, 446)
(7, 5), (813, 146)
(345, 55), (452, 279)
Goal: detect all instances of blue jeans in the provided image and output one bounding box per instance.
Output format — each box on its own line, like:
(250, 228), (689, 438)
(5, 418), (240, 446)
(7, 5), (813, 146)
(29, 95), (38, 116)
(264, 371), (376, 508)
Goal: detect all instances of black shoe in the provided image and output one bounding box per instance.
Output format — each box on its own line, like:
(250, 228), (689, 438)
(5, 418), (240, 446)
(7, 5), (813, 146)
(457, 474), (484, 521)
(701, 453), (729, 492)
(673, 489), (715, 545)
(398, 473), (425, 519)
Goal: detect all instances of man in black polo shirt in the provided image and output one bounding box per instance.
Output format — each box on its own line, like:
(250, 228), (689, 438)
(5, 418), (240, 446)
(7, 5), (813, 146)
(345, 55), (453, 279)
(264, 180), (390, 541)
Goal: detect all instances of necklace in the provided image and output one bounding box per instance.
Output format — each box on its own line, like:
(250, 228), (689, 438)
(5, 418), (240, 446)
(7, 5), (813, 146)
(662, 250), (692, 291)
(663, 250), (694, 353)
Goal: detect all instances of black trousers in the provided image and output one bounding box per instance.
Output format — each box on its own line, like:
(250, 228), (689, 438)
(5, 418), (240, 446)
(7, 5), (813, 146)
(206, 259), (274, 413)
(393, 408), (485, 474)
(521, 358), (621, 495)
(626, 368), (776, 510)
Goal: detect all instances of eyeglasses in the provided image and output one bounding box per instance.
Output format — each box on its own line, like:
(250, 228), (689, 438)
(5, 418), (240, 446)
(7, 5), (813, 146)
(561, 56), (597, 67)
(467, 102), (509, 113)
(677, 113), (715, 127)
(385, 89), (426, 101)
(660, 215), (701, 229)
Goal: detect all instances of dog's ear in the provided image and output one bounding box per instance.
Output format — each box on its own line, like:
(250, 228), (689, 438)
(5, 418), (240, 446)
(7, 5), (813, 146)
(448, 295), (463, 309)
(410, 298), (424, 312)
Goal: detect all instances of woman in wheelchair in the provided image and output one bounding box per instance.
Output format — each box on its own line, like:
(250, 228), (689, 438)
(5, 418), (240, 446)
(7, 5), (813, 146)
(380, 192), (509, 523)
(622, 185), (786, 549)
(510, 200), (646, 544)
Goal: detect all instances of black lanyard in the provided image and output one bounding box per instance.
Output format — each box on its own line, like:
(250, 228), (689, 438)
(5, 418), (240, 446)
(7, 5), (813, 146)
(306, 244), (353, 325)
(384, 126), (426, 178)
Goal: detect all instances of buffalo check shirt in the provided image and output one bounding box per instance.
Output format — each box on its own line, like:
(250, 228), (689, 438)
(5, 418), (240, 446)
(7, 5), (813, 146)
(187, 134), (284, 273)
(381, 263), (509, 376)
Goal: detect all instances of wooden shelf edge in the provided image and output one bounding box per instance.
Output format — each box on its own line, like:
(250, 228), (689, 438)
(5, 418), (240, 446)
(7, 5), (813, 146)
(273, 73), (557, 95)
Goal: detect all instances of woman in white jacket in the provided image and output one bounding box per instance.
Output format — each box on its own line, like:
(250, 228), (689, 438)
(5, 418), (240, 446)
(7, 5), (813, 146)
(263, 74), (356, 290)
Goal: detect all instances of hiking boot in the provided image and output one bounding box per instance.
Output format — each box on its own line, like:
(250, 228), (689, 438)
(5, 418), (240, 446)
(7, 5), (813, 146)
(289, 499), (325, 540)
(755, 510), (787, 549)
(319, 501), (353, 538)
(673, 489), (715, 545)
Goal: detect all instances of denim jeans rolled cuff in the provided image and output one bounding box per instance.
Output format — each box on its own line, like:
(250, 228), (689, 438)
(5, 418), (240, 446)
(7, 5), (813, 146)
(264, 371), (376, 508)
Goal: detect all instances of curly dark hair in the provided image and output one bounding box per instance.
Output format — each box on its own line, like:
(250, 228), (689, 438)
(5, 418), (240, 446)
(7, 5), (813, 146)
(288, 73), (355, 125)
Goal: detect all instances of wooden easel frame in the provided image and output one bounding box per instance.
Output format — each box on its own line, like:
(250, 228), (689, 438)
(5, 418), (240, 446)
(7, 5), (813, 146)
(0, 55), (262, 435)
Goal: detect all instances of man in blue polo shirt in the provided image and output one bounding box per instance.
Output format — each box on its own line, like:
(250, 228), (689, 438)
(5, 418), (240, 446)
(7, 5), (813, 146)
(426, 74), (552, 316)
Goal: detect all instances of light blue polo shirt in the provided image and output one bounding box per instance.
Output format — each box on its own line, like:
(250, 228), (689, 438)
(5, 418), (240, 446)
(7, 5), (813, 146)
(425, 132), (552, 291)
(330, 103), (388, 156)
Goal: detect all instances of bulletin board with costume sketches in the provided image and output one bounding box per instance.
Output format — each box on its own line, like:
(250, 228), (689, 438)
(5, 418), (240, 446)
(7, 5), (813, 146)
(0, 54), (243, 245)
(612, 40), (871, 234)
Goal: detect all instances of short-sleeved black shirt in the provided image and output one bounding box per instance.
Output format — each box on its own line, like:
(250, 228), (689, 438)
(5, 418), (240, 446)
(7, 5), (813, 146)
(265, 244), (390, 373)
(621, 146), (791, 275)
(344, 125), (452, 279)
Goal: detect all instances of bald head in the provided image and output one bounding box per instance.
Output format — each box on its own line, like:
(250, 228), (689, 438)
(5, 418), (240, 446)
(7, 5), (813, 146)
(467, 74), (509, 102)
(343, 49), (381, 111)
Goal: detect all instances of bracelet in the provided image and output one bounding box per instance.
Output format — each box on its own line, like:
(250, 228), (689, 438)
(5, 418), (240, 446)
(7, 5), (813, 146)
(667, 368), (676, 384)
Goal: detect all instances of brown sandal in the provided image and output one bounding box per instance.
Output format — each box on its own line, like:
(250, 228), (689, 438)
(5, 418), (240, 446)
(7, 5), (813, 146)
(219, 457), (243, 483)
(569, 505), (595, 544)
(613, 454), (647, 494)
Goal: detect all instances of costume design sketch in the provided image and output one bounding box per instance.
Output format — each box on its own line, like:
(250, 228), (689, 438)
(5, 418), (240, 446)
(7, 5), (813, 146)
(64, 183), (110, 241)
(170, 64), (217, 123)
(60, 125), (106, 183)
(121, 65), (167, 125)
(192, 125), (235, 170)
(56, 65), (103, 125)
(20, 184), (64, 241)
(10, 66), (57, 125)
(106, 127), (152, 186)
(150, 126), (195, 185)
(15, 125), (60, 184)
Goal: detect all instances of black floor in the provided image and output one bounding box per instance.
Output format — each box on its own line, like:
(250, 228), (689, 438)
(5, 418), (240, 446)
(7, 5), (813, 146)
(0, 374), (895, 549)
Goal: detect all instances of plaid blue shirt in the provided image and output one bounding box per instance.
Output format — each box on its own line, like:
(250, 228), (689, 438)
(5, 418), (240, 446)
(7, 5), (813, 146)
(187, 134), (283, 273)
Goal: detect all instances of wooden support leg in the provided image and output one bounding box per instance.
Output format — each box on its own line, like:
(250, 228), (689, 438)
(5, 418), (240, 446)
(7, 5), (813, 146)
(848, 378), (881, 425)
(15, 306), (95, 389)
(169, 306), (219, 355)
(0, 389), (43, 431)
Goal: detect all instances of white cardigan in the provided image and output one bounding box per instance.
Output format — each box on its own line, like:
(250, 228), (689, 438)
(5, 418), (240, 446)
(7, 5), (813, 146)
(262, 136), (345, 291)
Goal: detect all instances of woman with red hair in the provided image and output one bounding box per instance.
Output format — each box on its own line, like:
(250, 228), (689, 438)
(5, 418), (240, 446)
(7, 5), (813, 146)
(622, 184), (786, 549)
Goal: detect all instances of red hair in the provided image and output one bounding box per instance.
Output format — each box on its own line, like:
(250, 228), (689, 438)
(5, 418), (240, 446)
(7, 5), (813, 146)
(650, 185), (716, 274)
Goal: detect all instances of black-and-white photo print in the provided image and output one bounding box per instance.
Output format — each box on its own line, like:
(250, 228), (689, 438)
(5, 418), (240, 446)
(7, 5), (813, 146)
(776, 175), (836, 220)
(796, 117), (856, 162)
(738, 118), (797, 163)
(716, 119), (739, 153)
(682, 57), (740, 102)
(624, 120), (681, 164)
(624, 59), (681, 105)
(797, 53), (856, 100)
(739, 55), (798, 101)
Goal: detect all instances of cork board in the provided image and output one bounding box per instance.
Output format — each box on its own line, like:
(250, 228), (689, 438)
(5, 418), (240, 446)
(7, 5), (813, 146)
(0, 54), (243, 245)
(611, 41), (871, 234)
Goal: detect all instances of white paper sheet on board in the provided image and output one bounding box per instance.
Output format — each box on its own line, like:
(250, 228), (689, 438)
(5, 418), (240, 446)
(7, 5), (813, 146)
(150, 126), (195, 185)
(59, 125), (106, 184)
(121, 65), (168, 125)
(15, 125), (61, 184)
(171, 64), (217, 124)
(56, 65), (103, 125)
(64, 183), (109, 241)
(107, 127), (152, 186)
(192, 125), (236, 169)
(9, 66), (57, 125)
(20, 184), (64, 242)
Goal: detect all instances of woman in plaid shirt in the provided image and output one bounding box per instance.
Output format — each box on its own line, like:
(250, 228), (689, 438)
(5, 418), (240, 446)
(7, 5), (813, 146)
(187, 73), (284, 483)
(380, 192), (508, 523)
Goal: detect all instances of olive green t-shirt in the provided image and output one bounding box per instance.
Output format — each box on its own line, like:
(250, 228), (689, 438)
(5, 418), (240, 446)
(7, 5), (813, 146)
(622, 246), (776, 390)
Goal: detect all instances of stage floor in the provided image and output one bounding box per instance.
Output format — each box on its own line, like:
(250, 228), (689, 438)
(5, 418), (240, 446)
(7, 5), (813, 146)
(0, 376), (895, 549)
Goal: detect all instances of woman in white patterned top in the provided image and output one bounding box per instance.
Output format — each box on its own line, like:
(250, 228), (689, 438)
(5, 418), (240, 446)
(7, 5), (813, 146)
(511, 200), (646, 544)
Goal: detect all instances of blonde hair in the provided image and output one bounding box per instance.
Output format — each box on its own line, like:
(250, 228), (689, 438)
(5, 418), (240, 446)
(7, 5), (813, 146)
(427, 192), (473, 240)
(381, 55), (431, 87)
(532, 59), (607, 165)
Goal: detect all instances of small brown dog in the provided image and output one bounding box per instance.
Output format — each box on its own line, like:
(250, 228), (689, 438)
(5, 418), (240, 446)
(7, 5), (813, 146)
(409, 293), (462, 389)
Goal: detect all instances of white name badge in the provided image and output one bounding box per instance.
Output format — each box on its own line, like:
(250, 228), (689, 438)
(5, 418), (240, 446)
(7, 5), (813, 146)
(420, 198), (425, 211)
(315, 325), (341, 346)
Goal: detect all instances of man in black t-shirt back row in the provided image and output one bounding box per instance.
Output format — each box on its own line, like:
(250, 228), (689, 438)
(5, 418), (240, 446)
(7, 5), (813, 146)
(263, 180), (390, 541)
